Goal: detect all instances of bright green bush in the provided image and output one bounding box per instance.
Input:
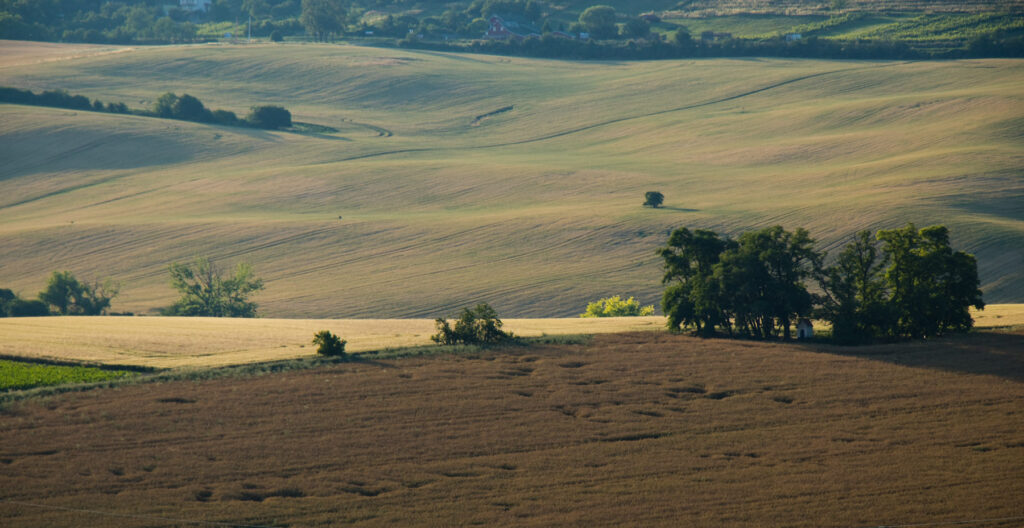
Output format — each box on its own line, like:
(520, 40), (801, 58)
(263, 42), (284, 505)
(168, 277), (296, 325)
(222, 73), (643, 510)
(580, 295), (655, 318)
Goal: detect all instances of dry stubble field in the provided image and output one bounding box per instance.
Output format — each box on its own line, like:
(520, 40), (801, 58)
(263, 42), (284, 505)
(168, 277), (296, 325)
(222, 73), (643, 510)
(2, 331), (1023, 527)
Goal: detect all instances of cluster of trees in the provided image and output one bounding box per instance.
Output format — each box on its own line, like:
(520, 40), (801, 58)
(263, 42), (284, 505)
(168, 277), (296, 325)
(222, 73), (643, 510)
(3, 0), (1019, 58)
(659, 224), (983, 343)
(580, 295), (654, 318)
(1, 271), (119, 317)
(154, 92), (292, 129)
(399, 30), (935, 61)
(1, 258), (266, 319)
(0, 0), (206, 43)
(432, 303), (513, 345)
(0, 87), (292, 130)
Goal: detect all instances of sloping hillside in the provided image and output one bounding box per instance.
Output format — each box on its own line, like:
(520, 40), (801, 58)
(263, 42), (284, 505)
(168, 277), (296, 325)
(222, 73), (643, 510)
(1, 43), (1022, 316)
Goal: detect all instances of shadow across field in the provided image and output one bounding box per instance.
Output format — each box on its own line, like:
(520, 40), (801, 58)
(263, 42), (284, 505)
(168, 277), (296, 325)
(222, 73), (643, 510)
(658, 206), (700, 213)
(803, 331), (1024, 383)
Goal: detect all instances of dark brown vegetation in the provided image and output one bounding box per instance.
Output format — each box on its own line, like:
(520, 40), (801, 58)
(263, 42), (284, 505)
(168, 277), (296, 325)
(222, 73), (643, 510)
(2, 331), (1023, 527)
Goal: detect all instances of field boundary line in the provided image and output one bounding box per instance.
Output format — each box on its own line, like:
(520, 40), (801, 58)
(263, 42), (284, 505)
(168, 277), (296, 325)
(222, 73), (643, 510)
(848, 514), (1024, 527)
(0, 498), (280, 527)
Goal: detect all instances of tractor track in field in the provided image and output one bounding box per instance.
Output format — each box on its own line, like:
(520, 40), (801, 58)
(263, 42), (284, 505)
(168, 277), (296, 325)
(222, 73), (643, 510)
(327, 61), (915, 164)
(328, 221), (633, 291)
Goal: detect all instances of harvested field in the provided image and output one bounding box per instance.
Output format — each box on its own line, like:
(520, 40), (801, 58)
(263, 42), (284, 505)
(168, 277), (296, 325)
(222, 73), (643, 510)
(0, 40), (132, 69)
(0, 316), (664, 368)
(1, 331), (1022, 527)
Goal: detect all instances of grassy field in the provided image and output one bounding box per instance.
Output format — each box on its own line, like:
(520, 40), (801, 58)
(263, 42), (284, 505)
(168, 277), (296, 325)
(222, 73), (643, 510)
(1, 42), (1022, 318)
(1, 331), (1022, 527)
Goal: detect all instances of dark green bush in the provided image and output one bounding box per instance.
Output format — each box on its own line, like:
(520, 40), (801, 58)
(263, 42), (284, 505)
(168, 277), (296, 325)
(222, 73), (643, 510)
(6, 299), (50, 317)
(431, 303), (512, 346)
(246, 105), (292, 129)
(313, 330), (347, 356)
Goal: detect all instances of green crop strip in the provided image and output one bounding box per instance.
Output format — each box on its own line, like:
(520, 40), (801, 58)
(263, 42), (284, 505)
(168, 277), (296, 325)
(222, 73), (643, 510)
(0, 360), (137, 391)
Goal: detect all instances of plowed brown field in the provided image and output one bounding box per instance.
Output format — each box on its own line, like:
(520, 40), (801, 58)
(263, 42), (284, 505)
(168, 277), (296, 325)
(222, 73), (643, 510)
(2, 332), (1023, 527)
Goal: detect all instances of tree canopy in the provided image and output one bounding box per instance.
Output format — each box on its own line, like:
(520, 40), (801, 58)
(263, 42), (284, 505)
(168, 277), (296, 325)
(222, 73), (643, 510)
(38, 271), (119, 315)
(661, 223), (984, 342)
(164, 257), (264, 317)
(643, 191), (664, 208)
(578, 5), (617, 39)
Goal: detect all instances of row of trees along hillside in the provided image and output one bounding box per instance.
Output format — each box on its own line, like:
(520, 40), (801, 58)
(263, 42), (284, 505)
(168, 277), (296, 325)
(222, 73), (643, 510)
(659, 224), (984, 344)
(1, 257), (265, 318)
(1, 271), (119, 317)
(1, 0), (1020, 58)
(0, 87), (291, 130)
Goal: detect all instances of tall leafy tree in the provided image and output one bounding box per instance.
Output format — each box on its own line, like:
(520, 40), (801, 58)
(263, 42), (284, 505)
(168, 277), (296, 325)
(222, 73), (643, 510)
(658, 227), (733, 336)
(578, 5), (616, 39)
(165, 257), (264, 317)
(816, 230), (890, 343)
(39, 271), (119, 315)
(877, 224), (983, 338)
(300, 0), (344, 42)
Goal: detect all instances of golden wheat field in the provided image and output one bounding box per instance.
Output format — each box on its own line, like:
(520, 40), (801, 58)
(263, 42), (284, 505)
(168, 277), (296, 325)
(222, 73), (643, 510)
(2, 331), (1023, 527)
(1, 306), (1019, 369)
(1, 41), (1022, 317)
(0, 315), (663, 368)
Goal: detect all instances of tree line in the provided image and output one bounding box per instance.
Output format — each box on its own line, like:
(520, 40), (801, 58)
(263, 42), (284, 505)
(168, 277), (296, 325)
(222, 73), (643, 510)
(0, 87), (292, 130)
(659, 224), (984, 343)
(1, 0), (1020, 59)
(1, 257), (265, 318)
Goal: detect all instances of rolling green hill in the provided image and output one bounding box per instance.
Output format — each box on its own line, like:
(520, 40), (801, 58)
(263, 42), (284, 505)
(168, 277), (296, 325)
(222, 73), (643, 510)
(1, 42), (1022, 317)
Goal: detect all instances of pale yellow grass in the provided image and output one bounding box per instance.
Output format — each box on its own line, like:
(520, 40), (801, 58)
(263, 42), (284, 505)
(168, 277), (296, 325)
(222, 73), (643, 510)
(0, 39), (132, 69)
(0, 315), (665, 368)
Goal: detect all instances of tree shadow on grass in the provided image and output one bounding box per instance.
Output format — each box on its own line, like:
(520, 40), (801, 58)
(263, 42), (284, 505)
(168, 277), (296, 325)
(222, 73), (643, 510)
(801, 330), (1024, 383)
(658, 206), (699, 213)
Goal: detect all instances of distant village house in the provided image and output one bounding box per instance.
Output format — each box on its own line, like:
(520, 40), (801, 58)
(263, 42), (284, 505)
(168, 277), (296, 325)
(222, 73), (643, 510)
(179, 0), (212, 12)
(701, 31), (732, 41)
(483, 15), (542, 41)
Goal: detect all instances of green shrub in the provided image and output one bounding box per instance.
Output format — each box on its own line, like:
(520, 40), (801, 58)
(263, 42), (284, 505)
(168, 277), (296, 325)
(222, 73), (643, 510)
(270, 30), (283, 42)
(312, 330), (346, 356)
(6, 299), (51, 317)
(580, 295), (655, 317)
(431, 303), (512, 345)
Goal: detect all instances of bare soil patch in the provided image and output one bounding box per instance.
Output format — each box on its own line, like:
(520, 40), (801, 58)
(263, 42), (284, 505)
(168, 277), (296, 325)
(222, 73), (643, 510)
(1, 332), (1022, 527)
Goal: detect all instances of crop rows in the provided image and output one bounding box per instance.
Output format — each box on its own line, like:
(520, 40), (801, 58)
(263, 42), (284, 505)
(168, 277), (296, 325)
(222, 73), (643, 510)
(0, 360), (136, 391)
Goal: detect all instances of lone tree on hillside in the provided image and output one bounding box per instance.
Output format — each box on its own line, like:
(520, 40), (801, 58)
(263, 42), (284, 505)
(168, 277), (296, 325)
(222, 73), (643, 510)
(164, 257), (264, 317)
(643, 191), (664, 208)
